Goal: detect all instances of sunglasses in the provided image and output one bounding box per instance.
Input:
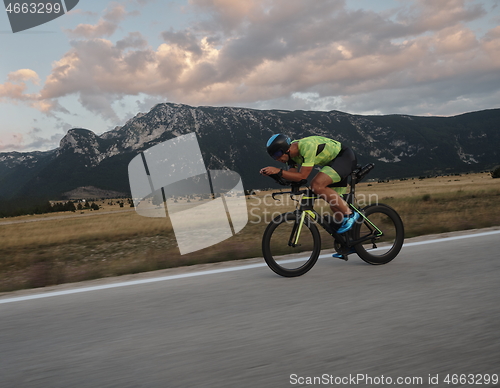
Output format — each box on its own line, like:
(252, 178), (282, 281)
(272, 150), (285, 160)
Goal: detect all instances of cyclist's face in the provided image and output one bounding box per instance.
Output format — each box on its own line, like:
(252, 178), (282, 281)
(276, 153), (289, 163)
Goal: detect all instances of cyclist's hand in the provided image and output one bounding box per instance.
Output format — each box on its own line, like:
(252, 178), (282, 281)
(260, 166), (281, 176)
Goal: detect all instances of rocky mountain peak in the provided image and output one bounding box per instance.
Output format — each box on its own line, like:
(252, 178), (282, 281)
(56, 128), (106, 167)
(0, 104), (499, 200)
(58, 128), (97, 150)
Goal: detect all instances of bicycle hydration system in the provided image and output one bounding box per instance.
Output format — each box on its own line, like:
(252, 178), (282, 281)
(262, 163), (404, 277)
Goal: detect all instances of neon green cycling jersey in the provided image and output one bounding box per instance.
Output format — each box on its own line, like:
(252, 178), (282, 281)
(289, 136), (342, 168)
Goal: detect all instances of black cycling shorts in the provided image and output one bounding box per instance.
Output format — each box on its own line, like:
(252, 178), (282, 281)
(325, 146), (357, 187)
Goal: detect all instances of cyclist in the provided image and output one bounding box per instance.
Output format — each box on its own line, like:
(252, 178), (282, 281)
(260, 134), (360, 236)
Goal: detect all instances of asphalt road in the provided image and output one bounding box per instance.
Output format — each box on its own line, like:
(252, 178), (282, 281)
(1, 228), (499, 388)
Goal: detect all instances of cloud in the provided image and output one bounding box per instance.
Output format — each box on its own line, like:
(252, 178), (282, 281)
(116, 31), (148, 50)
(0, 132), (24, 152)
(0, 68), (69, 117)
(65, 9), (99, 18)
(0, 130), (66, 152)
(65, 19), (118, 39)
(4, 0), (500, 121)
(0, 69), (40, 103)
(7, 69), (40, 84)
(161, 29), (204, 57)
(64, 2), (138, 38)
(395, 0), (486, 33)
(132, 0), (156, 5)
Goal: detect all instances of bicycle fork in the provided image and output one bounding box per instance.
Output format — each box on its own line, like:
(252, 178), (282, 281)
(288, 211), (315, 247)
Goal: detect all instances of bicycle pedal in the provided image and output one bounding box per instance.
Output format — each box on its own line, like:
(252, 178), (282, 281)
(332, 253), (349, 261)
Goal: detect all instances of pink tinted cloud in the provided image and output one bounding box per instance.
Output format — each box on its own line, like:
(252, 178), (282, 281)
(0, 69), (40, 102)
(3, 0), (500, 119)
(64, 2), (137, 39)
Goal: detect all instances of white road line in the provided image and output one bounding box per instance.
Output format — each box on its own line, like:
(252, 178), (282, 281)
(0, 263), (267, 305)
(1, 229), (499, 305)
(323, 229), (500, 256)
(401, 230), (500, 247)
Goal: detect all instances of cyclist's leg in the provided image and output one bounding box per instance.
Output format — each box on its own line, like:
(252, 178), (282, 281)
(311, 146), (357, 218)
(310, 172), (350, 220)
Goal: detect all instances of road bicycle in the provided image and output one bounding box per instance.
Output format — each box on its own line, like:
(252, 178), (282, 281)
(262, 163), (404, 277)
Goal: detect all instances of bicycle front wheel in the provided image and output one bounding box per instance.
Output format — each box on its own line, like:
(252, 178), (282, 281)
(262, 211), (321, 277)
(352, 204), (404, 265)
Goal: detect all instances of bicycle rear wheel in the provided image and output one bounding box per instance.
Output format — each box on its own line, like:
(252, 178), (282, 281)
(262, 212), (321, 277)
(352, 204), (404, 265)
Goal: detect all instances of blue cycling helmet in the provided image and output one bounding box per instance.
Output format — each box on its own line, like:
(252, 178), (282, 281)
(266, 134), (291, 160)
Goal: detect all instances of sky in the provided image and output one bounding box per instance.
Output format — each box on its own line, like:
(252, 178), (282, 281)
(0, 0), (499, 153)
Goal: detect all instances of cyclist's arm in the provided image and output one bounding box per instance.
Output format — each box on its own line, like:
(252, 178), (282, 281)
(282, 166), (312, 182)
(260, 166), (312, 182)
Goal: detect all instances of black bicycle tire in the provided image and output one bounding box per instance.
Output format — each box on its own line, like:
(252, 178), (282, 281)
(353, 204), (404, 265)
(262, 211), (321, 277)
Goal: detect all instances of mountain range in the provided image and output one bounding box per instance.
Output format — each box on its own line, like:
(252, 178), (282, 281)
(1, 103), (499, 199)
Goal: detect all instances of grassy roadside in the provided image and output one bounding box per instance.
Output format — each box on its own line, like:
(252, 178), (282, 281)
(1, 172), (499, 292)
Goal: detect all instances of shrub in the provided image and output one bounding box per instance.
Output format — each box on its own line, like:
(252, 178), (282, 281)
(492, 166), (500, 179)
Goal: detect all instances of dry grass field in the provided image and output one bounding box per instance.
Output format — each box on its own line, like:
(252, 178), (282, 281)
(1, 172), (499, 292)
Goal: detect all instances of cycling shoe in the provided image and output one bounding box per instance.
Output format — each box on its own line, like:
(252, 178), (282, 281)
(337, 212), (360, 234)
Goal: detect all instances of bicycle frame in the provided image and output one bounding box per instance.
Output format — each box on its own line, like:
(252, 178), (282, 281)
(273, 165), (384, 251)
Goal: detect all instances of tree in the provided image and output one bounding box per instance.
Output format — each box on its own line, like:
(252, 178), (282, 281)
(492, 166), (500, 179)
(65, 201), (76, 212)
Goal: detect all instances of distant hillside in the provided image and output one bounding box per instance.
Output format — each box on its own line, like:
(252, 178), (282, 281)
(0, 104), (499, 199)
